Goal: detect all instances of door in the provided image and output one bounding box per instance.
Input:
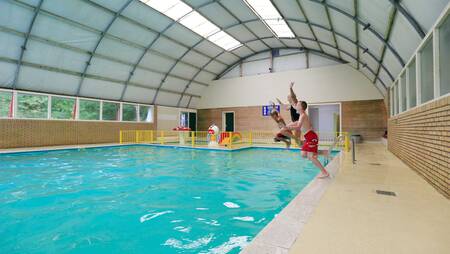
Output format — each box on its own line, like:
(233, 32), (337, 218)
(188, 112), (197, 131)
(223, 112), (234, 132)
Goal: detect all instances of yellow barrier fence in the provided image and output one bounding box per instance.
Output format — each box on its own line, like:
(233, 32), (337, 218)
(120, 130), (350, 152)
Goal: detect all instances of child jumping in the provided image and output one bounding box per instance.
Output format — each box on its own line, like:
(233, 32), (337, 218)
(269, 104), (292, 148)
(281, 99), (330, 178)
(276, 82), (302, 146)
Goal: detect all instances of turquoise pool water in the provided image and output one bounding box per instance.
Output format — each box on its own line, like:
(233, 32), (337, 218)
(0, 146), (332, 254)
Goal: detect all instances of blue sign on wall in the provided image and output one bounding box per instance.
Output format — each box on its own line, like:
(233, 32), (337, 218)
(262, 105), (280, 116)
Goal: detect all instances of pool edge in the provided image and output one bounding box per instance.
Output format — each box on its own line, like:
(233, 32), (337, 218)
(240, 152), (343, 254)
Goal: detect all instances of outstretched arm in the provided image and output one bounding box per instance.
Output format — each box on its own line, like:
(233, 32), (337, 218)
(276, 98), (290, 111)
(289, 82), (298, 105)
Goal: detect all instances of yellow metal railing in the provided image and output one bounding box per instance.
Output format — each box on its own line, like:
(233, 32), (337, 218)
(119, 130), (350, 152)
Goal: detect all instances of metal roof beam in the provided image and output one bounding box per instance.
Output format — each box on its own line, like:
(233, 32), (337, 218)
(76, 0), (133, 96)
(11, 0), (44, 89)
(354, 0), (360, 69)
(323, 0), (342, 59)
(295, 0), (324, 52)
(270, 0), (306, 48)
(388, 0), (425, 38)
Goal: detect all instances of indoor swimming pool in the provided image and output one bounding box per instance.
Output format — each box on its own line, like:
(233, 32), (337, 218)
(0, 146), (334, 254)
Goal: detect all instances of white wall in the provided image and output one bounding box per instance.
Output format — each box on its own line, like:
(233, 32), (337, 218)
(157, 106), (196, 130)
(197, 64), (383, 109)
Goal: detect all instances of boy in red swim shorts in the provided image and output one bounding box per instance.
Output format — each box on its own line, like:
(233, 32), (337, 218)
(281, 100), (329, 178)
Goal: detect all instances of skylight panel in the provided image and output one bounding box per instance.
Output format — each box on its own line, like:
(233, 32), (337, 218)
(141, 0), (242, 51)
(243, 0), (295, 38)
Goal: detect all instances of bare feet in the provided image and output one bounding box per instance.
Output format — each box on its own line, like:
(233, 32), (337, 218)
(286, 140), (291, 149)
(317, 172), (330, 179)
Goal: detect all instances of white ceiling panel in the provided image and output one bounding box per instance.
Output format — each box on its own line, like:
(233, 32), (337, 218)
(0, 1), (34, 33)
(360, 65), (376, 82)
(330, 9), (356, 41)
(245, 21), (275, 38)
(301, 40), (321, 51)
(204, 61), (227, 74)
(130, 69), (163, 88)
(389, 15), (422, 62)
(152, 37), (189, 60)
(220, 0), (258, 22)
(0, 32), (24, 60)
(290, 21), (315, 39)
(164, 23), (203, 48)
(139, 52), (176, 73)
(401, 0), (449, 34)
(182, 51), (211, 67)
(358, 26), (384, 59)
(194, 41), (223, 58)
(340, 54), (358, 69)
(360, 49), (379, 72)
(32, 15), (100, 51)
(382, 50), (403, 80)
(322, 45), (339, 58)
(221, 65), (240, 79)
(272, 0), (305, 20)
(90, 0), (132, 12)
(245, 40), (270, 52)
(171, 62), (198, 79)
(358, 0), (394, 36)
(109, 18), (158, 47)
(155, 91), (180, 106)
(194, 71), (216, 84)
(186, 82), (206, 95)
(246, 52), (270, 62)
(230, 46), (253, 58)
(280, 39), (302, 48)
(122, 86), (156, 104)
(0, 62), (18, 87)
(336, 37), (357, 57)
(97, 38), (143, 63)
(215, 52), (240, 65)
(26, 40), (89, 72)
(42, 0), (112, 31)
(198, 2), (237, 28)
(225, 25), (257, 42)
(312, 27), (334, 45)
(183, 0), (214, 8)
(17, 67), (79, 95)
(327, 0), (354, 15)
(378, 68), (393, 88)
(79, 78), (124, 100)
(122, 1), (172, 33)
(299, 0), (330, 29)
(88, 58), (131, 81)
(261, 38), (285, 48)
(162, 77), (188, 92)
(178, 95), (190, 108)
(188, 97), (200, 108)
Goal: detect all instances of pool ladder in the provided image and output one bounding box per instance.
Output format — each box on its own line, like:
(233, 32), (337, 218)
(324, 135), (345, 165)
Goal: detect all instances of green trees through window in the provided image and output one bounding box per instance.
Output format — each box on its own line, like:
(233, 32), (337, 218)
(122, 104), (137, 121)
(102, 102), (119, 121)
(51, 97), (75, 119)
(0, 91), (12, 118)
(79, 99), (100, 120)
(17, 93), (48, 119)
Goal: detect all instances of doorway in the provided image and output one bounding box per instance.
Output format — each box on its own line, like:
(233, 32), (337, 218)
(222, 111), (235, 132)
(180, 111), (197, 131)
(308, 104), (341, 139)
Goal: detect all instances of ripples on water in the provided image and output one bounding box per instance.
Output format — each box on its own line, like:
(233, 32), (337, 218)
(0, 146), (330, 253)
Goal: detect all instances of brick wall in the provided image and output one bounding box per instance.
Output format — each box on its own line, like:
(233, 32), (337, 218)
(0, 120), (155, 149)
(388, 95), (449, 198)
(342, 100), (387, 140)
(198, 100), (387, 141)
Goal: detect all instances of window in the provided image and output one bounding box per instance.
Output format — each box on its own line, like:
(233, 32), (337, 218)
(420, 38), (434, 103)
(17, 93), (48, 119)
(122, 104), (137, 121)
(0, 91), (12, 118)
(139, 105), (153, 122)
(407, 59), (417, 108)
(394, 83), (399, 115)
(244, 0), (295, 38)
(51, 96), (75, 120)
(142, 0), (241, 50)
(439, 15), (450, 96)
(79, 99), (100, 120)
(102, 101), (119, 121)
(400, 73), (407, 112)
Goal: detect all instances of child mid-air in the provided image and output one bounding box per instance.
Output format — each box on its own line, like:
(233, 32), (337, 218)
(281, 93), (330, 178)
(269, 106), (292, 148)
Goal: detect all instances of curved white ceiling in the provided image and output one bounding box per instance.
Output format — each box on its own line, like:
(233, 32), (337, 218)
(0, 0), (448, 108)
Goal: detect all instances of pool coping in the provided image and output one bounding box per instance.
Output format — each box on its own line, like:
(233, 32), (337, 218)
(240, 151), (343, 254)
